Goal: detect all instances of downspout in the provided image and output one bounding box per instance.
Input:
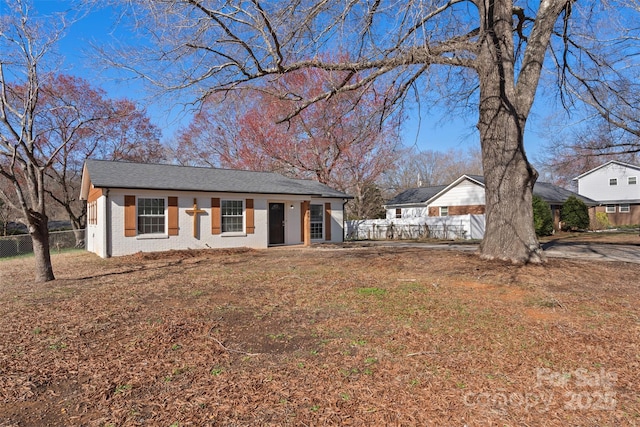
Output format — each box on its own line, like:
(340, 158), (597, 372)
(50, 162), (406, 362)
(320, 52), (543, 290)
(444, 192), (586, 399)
(105, 188), (111, 258)
(342, 199), (348, 243)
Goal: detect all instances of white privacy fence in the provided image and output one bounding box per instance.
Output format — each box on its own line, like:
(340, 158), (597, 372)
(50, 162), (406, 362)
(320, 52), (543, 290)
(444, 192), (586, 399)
(0, 229), (83, 258)
(345, 215), (486, 241)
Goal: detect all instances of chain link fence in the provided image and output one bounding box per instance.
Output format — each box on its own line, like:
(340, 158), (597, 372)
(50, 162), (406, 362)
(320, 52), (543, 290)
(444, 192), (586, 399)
(0, 229), (84, 259)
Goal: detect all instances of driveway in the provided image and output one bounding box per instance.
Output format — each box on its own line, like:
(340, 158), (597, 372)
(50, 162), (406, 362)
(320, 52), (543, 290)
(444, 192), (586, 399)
(541, 240), (640, 263)
(341, 240), (640, 264)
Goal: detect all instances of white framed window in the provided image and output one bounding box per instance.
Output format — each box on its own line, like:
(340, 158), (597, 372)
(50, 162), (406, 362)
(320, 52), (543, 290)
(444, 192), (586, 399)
(439, 206), (449, 217)
(137, 198), (166, 234)
(310, 204), (324, 239)
(605, 205), (616, 213)
(395, 208), (402, 219)
(609, 178), (618, 186)
(628, 176), (637, 185)
(619, 204), (630, 213)
(221, 200), (244, 233)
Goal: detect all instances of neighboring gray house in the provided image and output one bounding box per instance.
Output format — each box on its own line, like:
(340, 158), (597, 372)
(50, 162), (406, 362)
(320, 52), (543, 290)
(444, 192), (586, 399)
(385, 174), (595, 231)
(80, 160), (351, 257)
(573, 160), (640, 226)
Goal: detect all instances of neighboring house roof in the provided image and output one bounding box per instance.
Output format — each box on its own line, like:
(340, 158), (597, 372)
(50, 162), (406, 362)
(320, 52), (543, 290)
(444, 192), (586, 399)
(384, 185), (448, 206)
(385, 174), (596, 207)
(572, 160), (640, 181)
(80, 159), (351, 200)
(385, 174), (484, 207)
(532, 181), (596, 206)
(598, 199), (640, 204)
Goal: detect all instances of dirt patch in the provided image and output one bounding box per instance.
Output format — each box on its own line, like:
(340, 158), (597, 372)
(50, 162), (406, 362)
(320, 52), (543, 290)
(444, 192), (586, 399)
(1, 246), (639, 426)
(523, 307), (564, 322)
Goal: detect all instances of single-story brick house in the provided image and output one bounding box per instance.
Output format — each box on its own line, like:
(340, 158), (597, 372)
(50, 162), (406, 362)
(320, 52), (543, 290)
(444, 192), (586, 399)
(80, 160), (351, 257)
(385, 174), (595, 231)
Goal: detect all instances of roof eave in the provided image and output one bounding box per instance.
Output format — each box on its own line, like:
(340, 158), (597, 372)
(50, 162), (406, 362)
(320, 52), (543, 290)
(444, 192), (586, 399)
(384, 202), (428, 208)
(79, 163), (91, 200)
(86, 183), (348, 199)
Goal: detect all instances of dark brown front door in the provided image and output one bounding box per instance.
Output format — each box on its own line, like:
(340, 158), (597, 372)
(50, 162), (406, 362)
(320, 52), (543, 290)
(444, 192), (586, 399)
(269, 203), (285, 245)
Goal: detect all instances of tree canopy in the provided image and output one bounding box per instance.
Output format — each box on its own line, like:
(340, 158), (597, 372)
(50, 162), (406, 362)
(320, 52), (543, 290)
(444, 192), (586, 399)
(39, 74), (164, 245)
(175, 67), (401, 219)
(111, 0), (638, 262)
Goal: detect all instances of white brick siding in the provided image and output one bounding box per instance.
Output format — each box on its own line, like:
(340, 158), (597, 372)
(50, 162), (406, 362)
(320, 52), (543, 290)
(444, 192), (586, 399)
(88, 189), (345, 257)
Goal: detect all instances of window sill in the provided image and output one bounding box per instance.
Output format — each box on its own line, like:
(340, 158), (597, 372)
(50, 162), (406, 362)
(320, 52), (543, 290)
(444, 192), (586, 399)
(136, 234), (169, 240)
(221, 232), (247, 237)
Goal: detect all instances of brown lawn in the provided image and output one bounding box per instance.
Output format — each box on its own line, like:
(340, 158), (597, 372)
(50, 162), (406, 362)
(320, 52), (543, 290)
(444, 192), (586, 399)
(0, 244), (639, 426)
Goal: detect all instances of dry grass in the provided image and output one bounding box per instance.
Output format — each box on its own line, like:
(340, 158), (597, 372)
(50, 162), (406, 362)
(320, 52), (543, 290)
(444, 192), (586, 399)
(1, 245), (639, 426)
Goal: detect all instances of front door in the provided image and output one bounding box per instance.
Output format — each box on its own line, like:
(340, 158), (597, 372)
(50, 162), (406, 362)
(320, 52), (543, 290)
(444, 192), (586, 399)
(268, 203), (285, 245)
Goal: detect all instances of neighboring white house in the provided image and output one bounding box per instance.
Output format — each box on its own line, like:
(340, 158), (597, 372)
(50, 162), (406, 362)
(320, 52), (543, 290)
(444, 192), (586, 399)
(573, 160), (640, 226)
(80, 160), (351, 257)
(384, 174), (595, 233)
(386, 175), (486, 219)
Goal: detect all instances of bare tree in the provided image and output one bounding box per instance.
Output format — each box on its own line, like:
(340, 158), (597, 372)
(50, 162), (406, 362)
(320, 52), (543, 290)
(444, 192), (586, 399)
(535, 0), (640, 163)
(36, 74), (164, 247)
(537, 119), (640, 188)
(382, 147), (483, 195)
(0, 1), (71, 281)
(0, 198), (9, 236)
(115, 0), (638, 263)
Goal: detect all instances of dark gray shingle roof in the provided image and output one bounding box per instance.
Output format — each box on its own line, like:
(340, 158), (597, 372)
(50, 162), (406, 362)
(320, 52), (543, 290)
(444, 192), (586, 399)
(385, 185), (447, 206)
(84, 160), (350, 199)
(532, 181), (596, 205)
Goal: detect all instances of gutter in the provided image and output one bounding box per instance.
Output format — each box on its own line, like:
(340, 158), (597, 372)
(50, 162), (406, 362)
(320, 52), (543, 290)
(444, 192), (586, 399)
(105, 188), (111, 258)
(342, 198), (349, 243)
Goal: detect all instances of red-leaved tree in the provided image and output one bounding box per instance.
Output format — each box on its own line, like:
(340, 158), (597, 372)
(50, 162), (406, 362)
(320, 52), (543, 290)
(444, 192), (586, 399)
(38, 74), (163, 246)
(175, 69), (401, 219)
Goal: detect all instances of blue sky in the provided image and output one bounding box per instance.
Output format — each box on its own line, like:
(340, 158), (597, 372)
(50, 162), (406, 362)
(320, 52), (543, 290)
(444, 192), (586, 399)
(25, 1), (549, 162)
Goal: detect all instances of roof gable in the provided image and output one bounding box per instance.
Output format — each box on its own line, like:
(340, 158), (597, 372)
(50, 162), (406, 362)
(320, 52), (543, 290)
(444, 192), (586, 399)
(573, 160), (640, 181)
(80, 160), (350, 200)
(386, 175), (485, 207)
(428, 175), (485, 205)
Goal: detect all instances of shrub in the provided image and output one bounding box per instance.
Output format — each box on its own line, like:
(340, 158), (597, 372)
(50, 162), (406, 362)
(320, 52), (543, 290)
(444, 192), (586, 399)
(593, 212), (611, 230)
(561, 196), (590, 231)
(532, 195), (554, 237)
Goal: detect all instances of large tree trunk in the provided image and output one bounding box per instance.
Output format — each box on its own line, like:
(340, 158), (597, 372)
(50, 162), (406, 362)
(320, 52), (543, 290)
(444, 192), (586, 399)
(477, 107), (542, 263)
(28, 210), (55, 282)
(475, 0), (544, 264)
